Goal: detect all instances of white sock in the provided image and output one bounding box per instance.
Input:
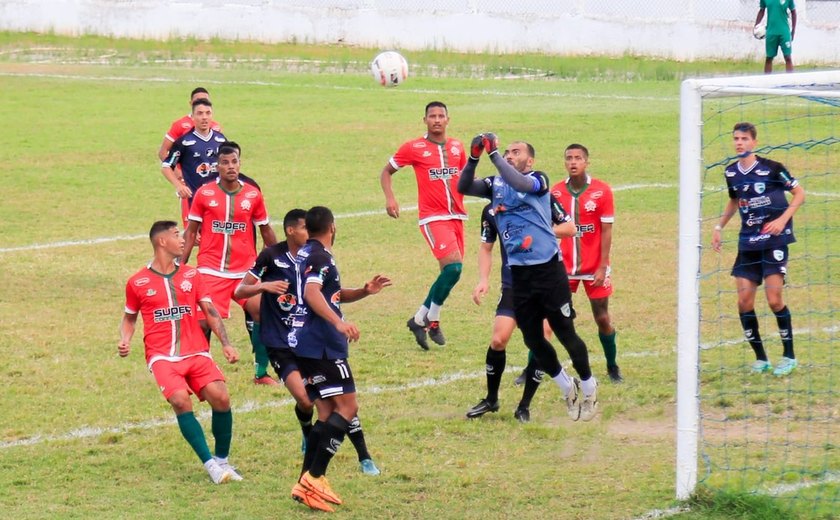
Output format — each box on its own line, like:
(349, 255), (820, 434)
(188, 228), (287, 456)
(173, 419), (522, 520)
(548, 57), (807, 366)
(580, 376), (597, 397)
(413, 306), (429, 326)
(551, 368), (574, 397)
(427, 303), (442, 322)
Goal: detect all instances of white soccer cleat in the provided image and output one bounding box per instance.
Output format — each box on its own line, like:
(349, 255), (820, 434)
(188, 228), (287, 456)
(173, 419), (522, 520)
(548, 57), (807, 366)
(213, 456), (243, 481)
(579, 379), (598, 422)
(204, 458), (233, 484)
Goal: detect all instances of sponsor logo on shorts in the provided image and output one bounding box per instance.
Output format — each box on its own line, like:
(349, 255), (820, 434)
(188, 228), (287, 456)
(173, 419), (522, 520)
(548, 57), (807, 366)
(310, 375), (327, 385)
(561, 303), (571, 317)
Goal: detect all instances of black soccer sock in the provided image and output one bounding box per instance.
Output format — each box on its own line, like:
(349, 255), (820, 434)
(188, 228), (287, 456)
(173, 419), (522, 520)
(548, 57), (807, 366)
(302, 420), (324, 476)
(346, 416), (372, 462)
(739, 310), (767, 361)
(295, 404), (314, 441)
(309, 413), (349, 478)
(774, 306), (795, 359)
(518, 358), (543, 409)
(485, 347), (506, 403)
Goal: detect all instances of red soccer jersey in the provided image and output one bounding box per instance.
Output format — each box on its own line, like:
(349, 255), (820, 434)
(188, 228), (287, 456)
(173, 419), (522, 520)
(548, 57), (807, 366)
(124, 264), (212, 369)
(551, 175), (615, 278)
(389, 135), (468, 225)
(165, 114), (222, 142)
(188, 179), (270, 278)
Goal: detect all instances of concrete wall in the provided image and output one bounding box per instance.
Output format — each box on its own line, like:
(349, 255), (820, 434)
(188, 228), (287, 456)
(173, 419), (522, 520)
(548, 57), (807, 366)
(2, 0), (839, 63)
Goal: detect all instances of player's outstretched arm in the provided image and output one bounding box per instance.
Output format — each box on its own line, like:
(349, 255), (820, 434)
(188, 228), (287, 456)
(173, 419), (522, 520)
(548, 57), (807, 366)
(199, 300), (239, 363)
(380, 163), (401, 218)
(118, 312), (138, 357)
(234, 273), (289, 300)
(340, 274), (392, 303)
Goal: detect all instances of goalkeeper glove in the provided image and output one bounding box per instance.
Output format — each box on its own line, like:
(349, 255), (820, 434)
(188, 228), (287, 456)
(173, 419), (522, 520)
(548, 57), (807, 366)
(469, 134), (484, 160)
(483, 133), (499, 156)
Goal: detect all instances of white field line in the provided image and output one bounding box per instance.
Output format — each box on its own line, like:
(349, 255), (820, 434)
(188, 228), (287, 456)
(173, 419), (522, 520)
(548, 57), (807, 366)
(0, 183), (677, 255)
(0, 71), (680, 102)
(0, 351), (666, 451)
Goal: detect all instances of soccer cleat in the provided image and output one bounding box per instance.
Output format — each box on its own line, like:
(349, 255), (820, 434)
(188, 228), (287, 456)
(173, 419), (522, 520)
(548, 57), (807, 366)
(466, 398), (500, 418)
(204, 459), (233, 485)
(292, 482), (335, 513)
(254, 374), (281, 386)
(607, 365), (624, 383)
(565, 378), (581, 421)
(773, 357), (798, 377)
(406, 318), (430, 351)
(213, 456), (243, 481)
(514, 406), (531, 423)
(513, 368), (527, 386)
(359, 458), (381, 476)
(750, 360), (773, 374)
(579, 380), (598, 422)
(299, 471), (342, 505)
(427, 321), (446, 346)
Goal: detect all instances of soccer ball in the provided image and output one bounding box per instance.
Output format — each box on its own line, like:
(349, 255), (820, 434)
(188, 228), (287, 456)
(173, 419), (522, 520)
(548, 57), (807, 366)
(371, 51), (408, 88)
(753, 24), (766, 40)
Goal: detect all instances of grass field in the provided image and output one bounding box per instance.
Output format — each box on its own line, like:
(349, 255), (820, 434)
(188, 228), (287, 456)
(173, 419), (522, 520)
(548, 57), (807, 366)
(0, 33), (836, 519)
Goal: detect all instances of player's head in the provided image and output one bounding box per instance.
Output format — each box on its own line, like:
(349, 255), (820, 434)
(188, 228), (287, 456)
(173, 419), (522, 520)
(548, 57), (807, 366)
(503, 141), (535, 174)
(283, 208), (308, 247)
(190, 87), (210, 104)
(217, 142), (241, 181)
(305, 206), (336, 246)
(148, 220), (184, 257)
(191, 98), (213, 133)
(424, 101), (449, 137)
(564, 144), (590, 176)
(732, 122), (758, 157)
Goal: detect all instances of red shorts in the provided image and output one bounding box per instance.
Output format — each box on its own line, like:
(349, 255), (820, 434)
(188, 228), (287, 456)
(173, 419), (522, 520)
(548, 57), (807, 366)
(197, 275), (247, 320)
(420, 220), (465, 260)
(569, 275), (613, 300)
(150, 355), (225, 401)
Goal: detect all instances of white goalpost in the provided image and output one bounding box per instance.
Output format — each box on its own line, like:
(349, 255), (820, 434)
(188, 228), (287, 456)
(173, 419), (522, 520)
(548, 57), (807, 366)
(676, 71), (840, 504)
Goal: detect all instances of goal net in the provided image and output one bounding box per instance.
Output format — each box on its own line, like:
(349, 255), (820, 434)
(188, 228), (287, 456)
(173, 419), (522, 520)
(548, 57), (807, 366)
(677, 71), (840, 514)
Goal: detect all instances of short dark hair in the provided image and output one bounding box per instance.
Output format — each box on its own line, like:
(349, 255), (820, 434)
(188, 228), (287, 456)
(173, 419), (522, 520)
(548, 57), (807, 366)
(565, 143), (589, 158)
(425, 101), (448, 116)
(733, 122), (757, 139)
(192, 98), (212, 111)
(510, 140), (536, 159)
(283, 208), (307, 230)
(190, 87), (209, 99)
(218, 141), (240, 157)
(149, 220), (178, 241)
(305, 206), (334, 235)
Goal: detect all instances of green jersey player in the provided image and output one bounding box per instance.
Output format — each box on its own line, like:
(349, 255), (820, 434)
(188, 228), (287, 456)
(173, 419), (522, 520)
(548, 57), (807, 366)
(755, 0), (797, 73)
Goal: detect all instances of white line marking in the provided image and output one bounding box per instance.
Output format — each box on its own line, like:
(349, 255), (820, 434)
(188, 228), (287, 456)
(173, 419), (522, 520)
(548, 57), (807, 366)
(0, 184), (676, 254)
(632, 506), (690, 520)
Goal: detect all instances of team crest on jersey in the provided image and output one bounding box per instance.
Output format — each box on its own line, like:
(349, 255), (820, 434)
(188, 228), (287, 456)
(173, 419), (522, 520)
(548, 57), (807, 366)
(584, 200), (597, 213)
(240, 199), (252, 211)
(134, 277), (150, 287)
(184, 269), (197, 278)
(146, 289), (157, 296)
(773, 249), (785, 261)
(180, 280), (193, 293)
(422, 151), (432, 157)
(450, 146), (461, 157)
(209, 200), (219, 207)
(754, 182), (765, 194)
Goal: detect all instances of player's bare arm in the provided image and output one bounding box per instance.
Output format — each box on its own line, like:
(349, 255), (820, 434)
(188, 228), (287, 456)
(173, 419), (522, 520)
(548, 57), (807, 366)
(234, 273), (289, 300)
(763, 184), (805, 236)
(380, 163), (400, 218)
(553, 221), (576, 238)
(711, 198), (739, 253)
(472, 242), (493, 305)
(199, 300), (239, 363)
(790, 9), (797, 40)
(161, 164), (192, 199)
(180, 220), (200, 265)
(593, 222), (613, 287)
(158, 137), (174, 162)
(118, 312), (138, 357)
(259, 223), (278, 248)
(304, 282), (360, 341)
(340, 274), (393, 303)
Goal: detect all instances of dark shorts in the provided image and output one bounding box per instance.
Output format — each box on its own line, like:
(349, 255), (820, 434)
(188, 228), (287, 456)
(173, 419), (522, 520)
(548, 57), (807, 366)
(495, 286), (515, 318)
(296, 356), (356, 402)
(267, 347), (298, 382)
(510, 255), (575, 325)
(731, 246), (789, 286)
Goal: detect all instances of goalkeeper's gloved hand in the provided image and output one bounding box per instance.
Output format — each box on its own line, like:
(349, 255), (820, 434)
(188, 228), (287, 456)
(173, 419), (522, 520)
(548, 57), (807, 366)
(483, 132), (499, 156)
(469, 134), (484, 160)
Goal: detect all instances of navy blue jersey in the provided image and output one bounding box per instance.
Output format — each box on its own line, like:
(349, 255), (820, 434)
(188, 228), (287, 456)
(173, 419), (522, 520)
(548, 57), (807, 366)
(292, 239), (348, 360)
(480, 172), (571, 266)
(162, 129), (228, 195)
(248, 241), (304, 350)
(724, 156), (798, 251)
(480, 203), (512, 289)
